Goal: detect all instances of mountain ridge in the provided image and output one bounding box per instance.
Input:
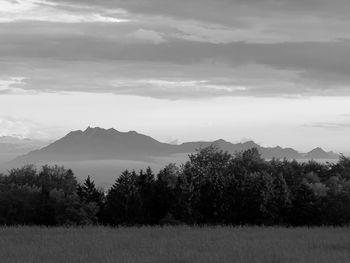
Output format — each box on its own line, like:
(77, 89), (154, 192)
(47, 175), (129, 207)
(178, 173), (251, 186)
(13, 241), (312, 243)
(6, 127), (339, 168)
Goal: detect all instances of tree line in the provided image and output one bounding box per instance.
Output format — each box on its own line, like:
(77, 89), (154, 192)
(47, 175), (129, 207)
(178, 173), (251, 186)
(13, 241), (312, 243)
(1, 146), (350, 226)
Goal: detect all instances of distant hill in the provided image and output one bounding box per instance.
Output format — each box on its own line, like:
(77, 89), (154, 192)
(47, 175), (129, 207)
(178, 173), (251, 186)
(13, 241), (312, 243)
(0, 136), (49, 164)
(5, 127), (339, 168)
(304, 147), (339, 159)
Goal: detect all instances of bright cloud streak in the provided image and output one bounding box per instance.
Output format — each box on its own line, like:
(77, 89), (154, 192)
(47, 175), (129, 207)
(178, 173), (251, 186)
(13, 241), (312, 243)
(0, 77), (28, 94)
(0, 0), (129, 23)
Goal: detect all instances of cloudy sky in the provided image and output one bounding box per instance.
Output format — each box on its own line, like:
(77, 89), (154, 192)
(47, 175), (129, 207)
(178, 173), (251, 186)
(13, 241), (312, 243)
(1, 0), (350, 152)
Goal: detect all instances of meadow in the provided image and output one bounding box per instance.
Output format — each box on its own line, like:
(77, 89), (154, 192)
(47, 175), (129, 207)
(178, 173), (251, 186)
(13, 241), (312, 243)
(1, 226), (350, 263)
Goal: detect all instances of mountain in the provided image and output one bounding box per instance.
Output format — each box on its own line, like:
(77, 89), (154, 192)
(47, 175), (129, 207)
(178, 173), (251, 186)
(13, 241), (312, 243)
(0, 136), (49, 164)
(304, 147), (339, 159)
(174, 139), (260, 154)
(8, 127), (177, 164)
(6, 127), (339, 168)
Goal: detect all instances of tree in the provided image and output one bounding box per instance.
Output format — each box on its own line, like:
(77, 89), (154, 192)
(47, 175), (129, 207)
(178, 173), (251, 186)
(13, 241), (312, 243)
(237, 171), (275, 225)
(290, 183), (321, 226)
(269, 173), (290, 224)
(106, 170), (140, 225)
(77, 176), (104, 204)
(6, 165), (38, 187)
(77, 176), (105, 224)
(331, 155), (350, 180)
(176, 145), (232, 223)
(235, 148), (266, 173)
(153, 164), (180, 224)
(4, 147), (350, 226)
(0, 184), (40, 225)
(0, 165), (89, 226)
(137, 167), (155, 224)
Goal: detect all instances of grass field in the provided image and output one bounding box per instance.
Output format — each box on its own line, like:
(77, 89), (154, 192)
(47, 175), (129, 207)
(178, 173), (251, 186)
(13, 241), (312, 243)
(1, 226), (350, 263)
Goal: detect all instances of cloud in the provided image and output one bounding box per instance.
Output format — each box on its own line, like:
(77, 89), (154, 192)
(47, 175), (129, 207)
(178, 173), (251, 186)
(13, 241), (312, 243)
(2, 24), (349, 70)
(1, 26), (350, 97)
(0, 0), (129, 23)
(0, 52), (349, 100)
(127, 29), (165, 44)
(2, 0), (350, 43)
(308, 122), (350, 129)
(54, 0), (350, 24)
(0, 57), (302, 99)
(307, 113), (350, 129)
(109, 79), (247, 99)
(46, 0), (350, 43)
(0, 76), (28, 94)
(0, 116), (54, 139)
(1, 0), (350, 100)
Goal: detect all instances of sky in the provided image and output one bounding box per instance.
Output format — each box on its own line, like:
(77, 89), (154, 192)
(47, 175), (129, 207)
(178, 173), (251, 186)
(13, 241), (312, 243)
(1, 0), (350, 152)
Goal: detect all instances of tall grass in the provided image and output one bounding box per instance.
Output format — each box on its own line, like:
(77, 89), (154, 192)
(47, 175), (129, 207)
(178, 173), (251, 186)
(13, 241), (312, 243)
(1, 226), (350, 263)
